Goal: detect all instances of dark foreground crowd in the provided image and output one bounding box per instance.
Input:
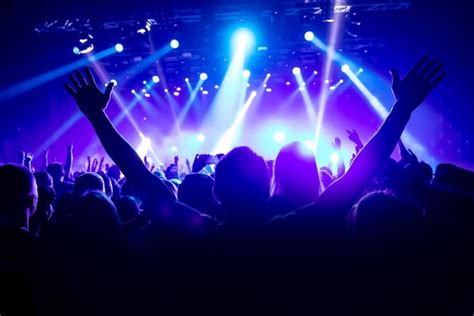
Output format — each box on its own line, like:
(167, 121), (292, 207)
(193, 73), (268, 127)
(1, 57), (473, 315)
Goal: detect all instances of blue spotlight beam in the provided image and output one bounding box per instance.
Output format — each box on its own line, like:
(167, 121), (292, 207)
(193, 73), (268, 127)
(0, 47), (116, 103)
(176, 79), (205, 125)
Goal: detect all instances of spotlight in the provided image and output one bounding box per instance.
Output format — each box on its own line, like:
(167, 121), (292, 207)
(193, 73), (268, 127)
(266, 73), (271, 78)
(331, 152), (339, 164)
(185, 77), (189, 82)
(324, 79), (330, 84)
(242, 69), (251, 78)
(265, 88), (272, 92)
(164, 89), (169, 93)
(304, 140), (316, 151)
(173, 91), (180, 96)
(285, 81), (291, 86)
(152, 75), (160, 83)
(131, 89), (136, 94)
(170, 146), (178, 153)
(141, 88), (147, 93)
(202, 90), (209, 95)
(143, 80), (147, 84)
(200, 72), (208, 81)
(341, 64), (350, 73)
(214, 84), (219, 89)
(292, 67), (301, 75)
(110, 79), (117, 86)
(196, 134), (205, 142)
(115, 43), (124, 52)
(273, 131), (286, 143)
(232, 28), (254, 51)
(339, 79), (344, 83)
(144, 93), (151, 98)
(304, 31), (315, 41)
(313, 70), (318, 75)
(73, 47), (80, 55)
(359, 68), (364, 73)
(176, 87), (182, 91)
(170, 39), (180, 49)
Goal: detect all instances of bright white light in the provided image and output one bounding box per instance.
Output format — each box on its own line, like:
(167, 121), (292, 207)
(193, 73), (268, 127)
(273, 131), (286, 143)
(292, 67), (301, 75)
(73, 47), (80, 55)
(110, 79), (117, 86)
(200, 73), (208, 81)
(266, 73), (271, 78)
(170, 146), (178, 153)
(214, 84), (219, 89)
(341, 64), (350, 73)
(265, 88), (272, 92)
(115, 43), (124, 52)
(331, 152), (340, 164)
(144, 93), (151, 98)
(185, 77), (189, 82)
(304, 140), (317, 151)
(173, 91), (180, 96)
(202, 90), (209, 95)
(143, 80), (147, 84)
(164, 89), (169, 93)
(176, 87), (181, 91)
(196, 134), (205, 142)
(339, 79), (344, 83)
(285, 81), (291, 86)
(324, 79), (330, 84)
(137, 28), (146, 34)
(141, 88), (147, 93)
(152, 75), (160, 83)
(232, 28), (254, 51)
(242, 69), (251, 78)
(304, 31), (315, 41)
(136, 136), (151, 158)
(314, 70), (318, 75)
(170, 39), (180, 49)
(359, 68), (364, 73)
(131, 89), (136, 94)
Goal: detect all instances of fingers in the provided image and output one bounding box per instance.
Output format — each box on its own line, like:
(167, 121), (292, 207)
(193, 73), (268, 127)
(105, 82), (114, 97)
(69, 75), (81, 90)
(389, 69), (400, 85)
(65, 84), (77, 97)
(409, 56), (429, 75)
(76, 70), (87, 87)
(429, 71), (446, 89)
(84, 67), (96, 86)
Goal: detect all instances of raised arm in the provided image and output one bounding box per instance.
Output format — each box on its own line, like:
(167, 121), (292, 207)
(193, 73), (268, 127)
(65, 67), (175, 202)
(313, 57), (445, 216)
(64, 145), (73, 181)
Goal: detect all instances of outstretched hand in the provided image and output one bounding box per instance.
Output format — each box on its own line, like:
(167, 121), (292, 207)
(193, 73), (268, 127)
(65, 67), (114, 118)
(332, 137), (341, 151)
(346, 129), (362, 146)
(390, 57), (445, 114)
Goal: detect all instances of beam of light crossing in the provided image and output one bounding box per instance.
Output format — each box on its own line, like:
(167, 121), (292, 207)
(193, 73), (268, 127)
(212, 90), (257, 154)
(313, 0), (345, 153)
(0, 46), (117, 103)
(293, 71), (318, 128)
(176, 78), (205, 125)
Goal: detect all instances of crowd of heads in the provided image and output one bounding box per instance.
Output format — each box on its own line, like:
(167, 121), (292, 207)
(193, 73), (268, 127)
(1, 58), (473, 315)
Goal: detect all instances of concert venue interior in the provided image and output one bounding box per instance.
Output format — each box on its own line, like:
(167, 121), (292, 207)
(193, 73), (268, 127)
(0, 1), (473, 315)
(1, 0), (472, 169)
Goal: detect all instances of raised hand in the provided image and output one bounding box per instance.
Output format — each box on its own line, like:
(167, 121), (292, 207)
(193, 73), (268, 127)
(347, 129), (361, 146)
(332, 137), (341, 151)
(67, 144), (74, 152)
(398, 140), (418, 165)
(87, 156), (91, 172)
(65, 67), (114, 118)
(144, 156), (150, 169)
(91, 158), (99, 172)
(98, 157), (105, 172)
(390, 57), (445, 113)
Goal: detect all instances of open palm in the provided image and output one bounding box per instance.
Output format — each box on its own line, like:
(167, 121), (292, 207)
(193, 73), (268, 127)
(65, 67), (114, 118)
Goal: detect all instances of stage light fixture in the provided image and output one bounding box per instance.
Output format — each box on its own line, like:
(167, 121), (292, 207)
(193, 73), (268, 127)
(115, 43), (124, 52)
(242, 69), (251, 78)
(170, 39), (180, 49)
(292, 67), (301, 75)
(200, 72), (208, 81)
(341, 64), (350, 73)
(152, 75), (160, 83)
(304, 31), (315, 41)
(173, 91), (180, 96)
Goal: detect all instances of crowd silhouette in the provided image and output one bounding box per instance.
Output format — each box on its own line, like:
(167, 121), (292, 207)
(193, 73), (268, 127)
(1, 56), (473, 315)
